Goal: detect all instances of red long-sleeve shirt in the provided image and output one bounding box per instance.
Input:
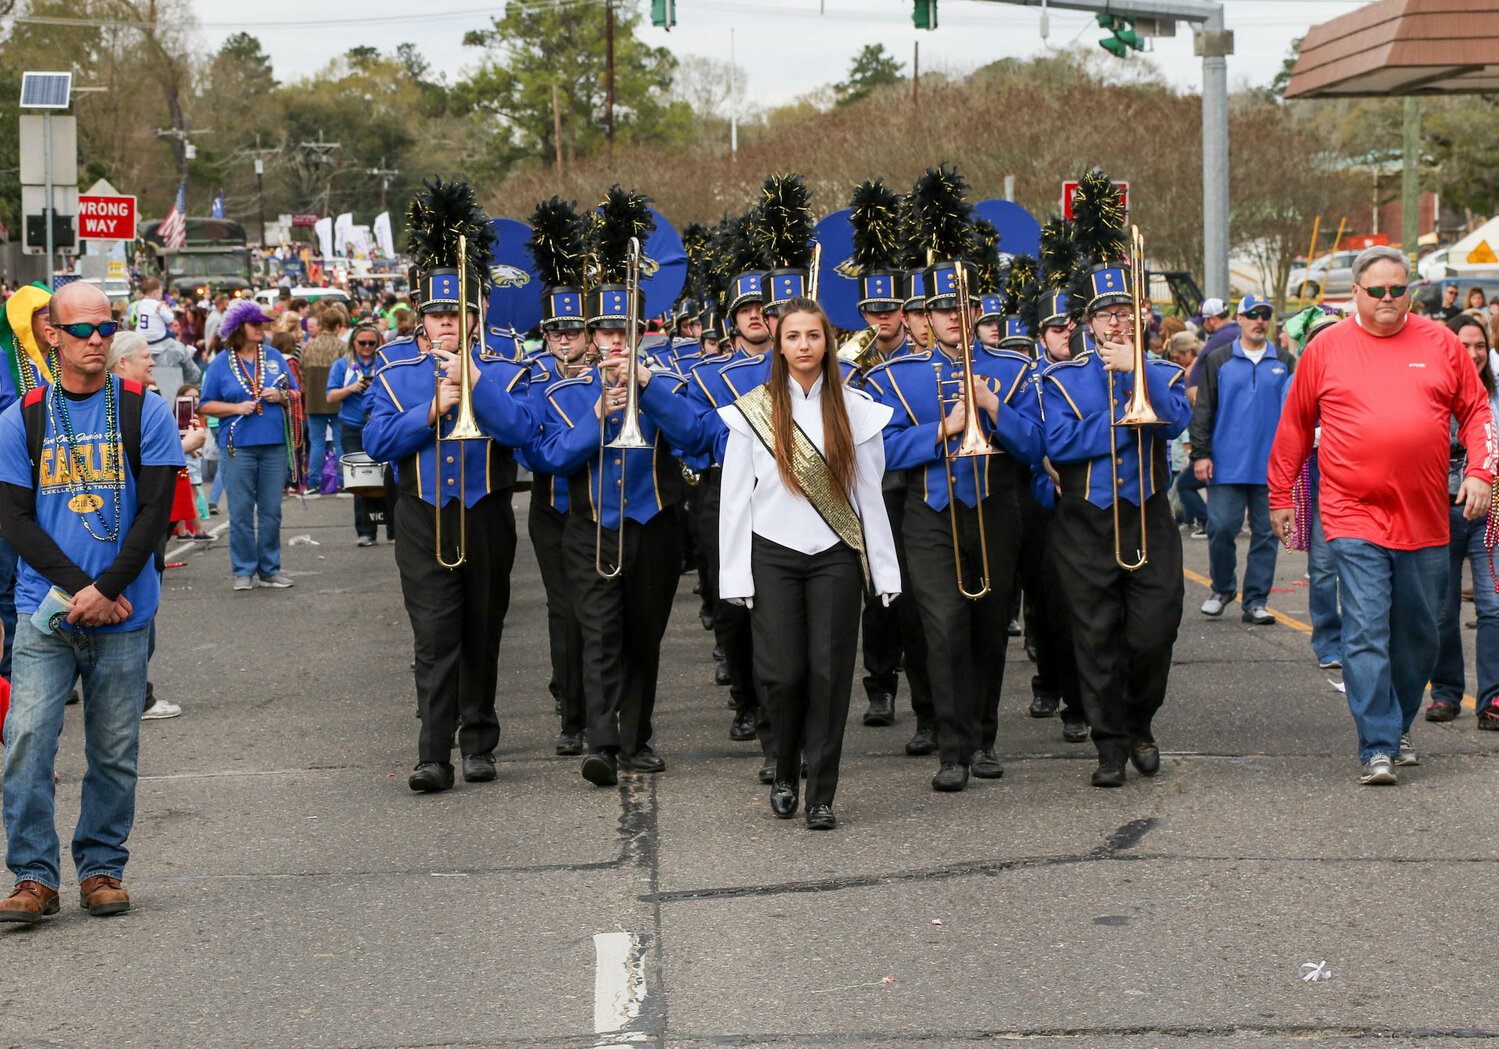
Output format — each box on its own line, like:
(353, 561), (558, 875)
(1269, 313), (1495, 550)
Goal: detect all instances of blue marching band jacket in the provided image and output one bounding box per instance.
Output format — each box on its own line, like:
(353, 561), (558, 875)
(864, 345), (1043, 511)
(519, 349), (579, 515)
(362, 336), (533, 508)
(1038, 350), (1192, 509)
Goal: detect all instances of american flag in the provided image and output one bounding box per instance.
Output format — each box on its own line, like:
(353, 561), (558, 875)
(160, 181), (187, 248)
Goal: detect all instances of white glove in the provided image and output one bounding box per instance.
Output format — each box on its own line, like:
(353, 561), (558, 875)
(879, 592), (900, 607)
(724, 596), (753, 609)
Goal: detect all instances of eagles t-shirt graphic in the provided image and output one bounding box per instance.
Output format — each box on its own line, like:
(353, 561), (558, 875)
(0, 378), (185, 632)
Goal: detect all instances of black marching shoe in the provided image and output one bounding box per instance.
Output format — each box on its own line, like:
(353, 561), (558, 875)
(729, 711), (757, 741)
(805, 804), (836, 830)
(971, 749), (1004, 779)
(932, 762), (969, 792)
(581, 751), (619, 787)
(699, 609), (714, 630)
(1007, 618), (1022, 637)
(863, 693), (896, 727)
(770, 781), (799, 818)
(1091, 761), (1127, 788)
(714, 661), (732, 687)
(1129, 739), (1160, 777)
(757, 758), (776, 784)
(462, 752), (498, 783)
(1062, 719), (1091, 744)
(554, 697), (563, 715)
(1028, 693), (1060, 719)
(620, 746), (666, 773)
(1024, 639), (1039, 663)
(555, 731), (585, 756)
(409, 761), (455, 793)
(905, 726), (938, 756)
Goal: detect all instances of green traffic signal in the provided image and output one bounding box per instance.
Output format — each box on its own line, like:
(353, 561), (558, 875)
(1100, 35), (1128, 57)
(913, 0), (937, 30)
(1116, 19), (1143, 49)
(652, 0), (675, 28)
(1098, 15), (1143, 56)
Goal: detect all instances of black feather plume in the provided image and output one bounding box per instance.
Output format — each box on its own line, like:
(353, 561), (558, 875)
(1069, 169), (1126, 264)
(749, 173), (815, 269)
(406, 176), (496, 285)
(1018, 276), (1045, 336)
(907, 164), (974, 264)
(971, 217), (1003, 294)
(525, 196), (585, 289)
(848, 178), (903, 274)
(1001, 254), (1037, 315)
(589, 185), (656, 284)
(1038, 217), (1078, 290)
(678, 221), (711, 307)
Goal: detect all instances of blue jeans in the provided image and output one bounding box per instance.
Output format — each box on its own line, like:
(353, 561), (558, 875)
(0, 531), (18, 677)
(1307, 501), (1342, 663)
(1330, 539), (1447, 763)
(1432, 508), (1499, 710)
(223, 442), (285, 579)
(308, 414), (343, 489)
(1207, 483), (1277, 609)
(3, 619), (151, 890)
(1174, 469), (1207, 526)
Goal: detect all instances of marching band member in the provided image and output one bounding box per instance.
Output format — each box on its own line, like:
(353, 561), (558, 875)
(1039, 172), (1193, 788)
(521, 196), (592, 756)
(844, 178), (934, 737)
(864, 165), (1042, 793)
(1017, 221), (1088, 742)
(364, 178), (533, 793)
(530, 188), (699, 788)
(718, 297), (899, 829)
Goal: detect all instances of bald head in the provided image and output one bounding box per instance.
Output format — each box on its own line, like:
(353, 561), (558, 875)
(50, 281), (111, 321)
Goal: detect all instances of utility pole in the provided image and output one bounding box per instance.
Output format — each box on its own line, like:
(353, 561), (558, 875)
(297, 130), (341, 216)
(244, 135), (278, 247)
(1401, 97), (1420, 263)
(913, 41), (920, 108)
(552, 85), (565, 176)
(605, 0), (616, 151)
(367, 156), (400, 212)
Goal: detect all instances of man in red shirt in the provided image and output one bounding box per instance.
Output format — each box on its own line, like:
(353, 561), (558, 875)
(1269, 246), (1495, 786)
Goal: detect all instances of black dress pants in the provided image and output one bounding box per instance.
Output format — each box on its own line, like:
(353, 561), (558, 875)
(1017, 483), (1084, 723)
(903, 486), (1023, 766)
(1049, 491), (1184, 764)
(750, 536), (864, 806)
(393, 491), (516, 763)
(563, 510), (684, 756)
(697, 469), (758, 718)
(529, 491), (585, 735)
(860, 485), (935, 723)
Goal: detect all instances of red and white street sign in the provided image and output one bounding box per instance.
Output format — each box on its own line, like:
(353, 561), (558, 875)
(1061, 180), (1130, 223)
(77, 194), (137, 241)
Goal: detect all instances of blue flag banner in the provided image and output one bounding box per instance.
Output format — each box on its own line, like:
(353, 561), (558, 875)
(640, 208), (686, 321)
(487, 217), (543, 338)
(973, 199), (1042, 261)
(813, 209), (861, 332)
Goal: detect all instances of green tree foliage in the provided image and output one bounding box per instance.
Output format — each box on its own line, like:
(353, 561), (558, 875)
(454, 0), (691, 170)
(834, 44), (904, 107)
(1423, 97), (1499, 219)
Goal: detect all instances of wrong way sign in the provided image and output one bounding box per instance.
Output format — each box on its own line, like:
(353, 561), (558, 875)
(77, 194), (137, 241)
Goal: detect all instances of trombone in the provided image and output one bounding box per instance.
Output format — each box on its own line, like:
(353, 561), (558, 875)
(1107, 224), (1160, 572)
(434, 234), (487, 569)
(595, 236), (652, 578)
(936, 263), (995, 600)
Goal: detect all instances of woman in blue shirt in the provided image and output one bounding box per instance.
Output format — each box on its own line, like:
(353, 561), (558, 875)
(199, 299), (300, 591)
(326, 322), (386, 545)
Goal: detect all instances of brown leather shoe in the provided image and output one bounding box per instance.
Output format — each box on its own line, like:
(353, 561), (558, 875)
(0, 881), (60, 923)
(79, 875), (131, 917)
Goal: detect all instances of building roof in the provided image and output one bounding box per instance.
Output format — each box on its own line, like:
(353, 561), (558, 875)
(1284, 0), (1499, 98)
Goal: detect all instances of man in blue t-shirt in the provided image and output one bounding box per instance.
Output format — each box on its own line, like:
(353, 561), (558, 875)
(0, 282), (185, 924)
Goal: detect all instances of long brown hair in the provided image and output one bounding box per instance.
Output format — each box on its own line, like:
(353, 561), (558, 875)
(1449, 314), (1496, 396)
(768, 297), (857, 498)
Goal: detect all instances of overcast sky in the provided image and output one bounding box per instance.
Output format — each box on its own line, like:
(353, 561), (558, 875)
(190, 0), (1365, 105)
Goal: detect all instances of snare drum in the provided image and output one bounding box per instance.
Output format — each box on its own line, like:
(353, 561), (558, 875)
(340, 452), (387, 497)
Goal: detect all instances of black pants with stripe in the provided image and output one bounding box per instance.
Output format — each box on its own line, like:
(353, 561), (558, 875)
(697, 468), (759, 720)
(903, 484), (1023, 766)
(751, 536), (864, 806)
(563, 510), (684, 757)
(860, 484), (935, 724)
(529, 491), (585, 736)
(393, 491), (515, 764)
(1017, 483), (1085, 723)
(1049, 491), (1184, 765)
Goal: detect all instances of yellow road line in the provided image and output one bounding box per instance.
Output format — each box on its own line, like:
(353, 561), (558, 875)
(1180, 567), (1478, 710)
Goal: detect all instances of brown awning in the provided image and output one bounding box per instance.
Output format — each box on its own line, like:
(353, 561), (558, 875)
(1284, 0), (1499, 98)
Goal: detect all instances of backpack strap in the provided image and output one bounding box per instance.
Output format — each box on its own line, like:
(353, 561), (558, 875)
(22, 380), (145, 490)
(22, 387), (46, 490)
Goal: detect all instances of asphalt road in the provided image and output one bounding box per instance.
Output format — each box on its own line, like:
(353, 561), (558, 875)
(0, 490), (1491, 1049)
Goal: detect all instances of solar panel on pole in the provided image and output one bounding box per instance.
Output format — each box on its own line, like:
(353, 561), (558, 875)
(20, 72), (71, 109)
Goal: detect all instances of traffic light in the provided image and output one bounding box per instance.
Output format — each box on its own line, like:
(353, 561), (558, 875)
(913, 0), (937, 30)
(651, 0), (675, 29)
(1097, 13), (1143, 57)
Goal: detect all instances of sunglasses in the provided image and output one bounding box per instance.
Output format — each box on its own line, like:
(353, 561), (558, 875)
(1359, 284), (1408, 300)
(54, 321), (121, 339)
(1242, 309), (1274, 321)
(354, 339), (380, 348)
